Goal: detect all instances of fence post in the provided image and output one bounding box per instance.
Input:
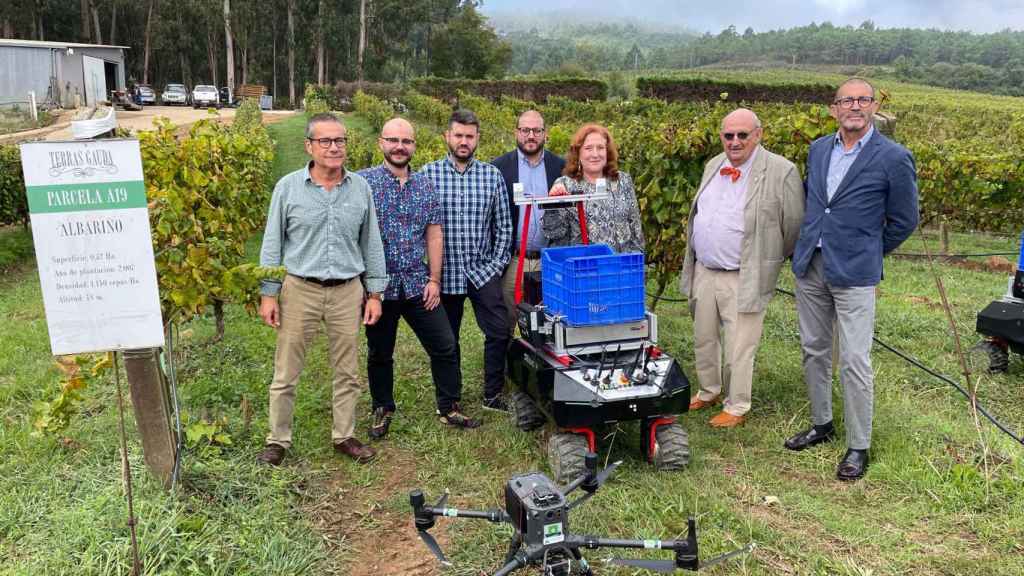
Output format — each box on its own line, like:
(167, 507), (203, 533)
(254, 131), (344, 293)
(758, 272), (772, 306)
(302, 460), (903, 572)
(28, 91), (37, 122)
(122, 348), (178, 488)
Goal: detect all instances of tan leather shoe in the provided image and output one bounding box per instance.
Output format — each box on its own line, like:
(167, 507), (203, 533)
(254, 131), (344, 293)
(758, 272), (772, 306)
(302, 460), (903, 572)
(709, 411), (746, 428)
(689, 395), (721, 411)
(334, 437), (377, 463)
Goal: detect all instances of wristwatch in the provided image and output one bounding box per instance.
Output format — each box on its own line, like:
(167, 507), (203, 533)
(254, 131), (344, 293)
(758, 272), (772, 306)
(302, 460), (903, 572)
(367, 292), (383, 301)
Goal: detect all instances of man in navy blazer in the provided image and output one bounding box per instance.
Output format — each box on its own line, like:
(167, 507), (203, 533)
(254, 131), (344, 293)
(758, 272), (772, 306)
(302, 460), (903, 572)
(491, 110), (566, 333)
(784, 78), (919, 481)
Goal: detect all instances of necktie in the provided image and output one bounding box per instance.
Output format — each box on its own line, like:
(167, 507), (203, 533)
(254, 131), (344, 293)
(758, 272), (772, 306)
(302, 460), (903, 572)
(720, 166), (741, 182)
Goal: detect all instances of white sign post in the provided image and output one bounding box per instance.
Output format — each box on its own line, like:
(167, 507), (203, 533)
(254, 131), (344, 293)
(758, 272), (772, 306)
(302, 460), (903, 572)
(20, 139), (164, 355)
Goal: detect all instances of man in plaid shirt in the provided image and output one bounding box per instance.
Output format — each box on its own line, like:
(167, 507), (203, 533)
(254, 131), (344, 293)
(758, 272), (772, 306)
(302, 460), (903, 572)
(421, 109), (514, 412)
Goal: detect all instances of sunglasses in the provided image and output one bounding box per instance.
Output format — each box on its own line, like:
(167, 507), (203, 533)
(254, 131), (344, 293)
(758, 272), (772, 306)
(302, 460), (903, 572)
(721, 132), (751, 141)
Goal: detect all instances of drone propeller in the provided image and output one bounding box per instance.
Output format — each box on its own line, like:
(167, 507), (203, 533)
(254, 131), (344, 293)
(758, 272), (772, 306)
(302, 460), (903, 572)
(594, 458), (622, 486)
(605, 542), (755, 573)
(568, 454), (622, 510)
(605, 557), (677, 573)
(699, 543), (756, 570)
(416, 528), (452, 566)
(410, 490), (452, 567)
(434, 491), (448, 510)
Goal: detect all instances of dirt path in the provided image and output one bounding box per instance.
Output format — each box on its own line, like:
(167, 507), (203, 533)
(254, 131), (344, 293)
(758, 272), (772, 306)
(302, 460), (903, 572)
(303, 449), (445, 576)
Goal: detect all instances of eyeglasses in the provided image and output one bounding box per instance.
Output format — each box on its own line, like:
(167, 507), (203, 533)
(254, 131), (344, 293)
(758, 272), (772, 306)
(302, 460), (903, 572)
(308, 137), (348, 148)
(721, 132), (751, 141)
(381, 137), (416, 146)
(517, 127), (546, 136)
(833, 96), (875, 109)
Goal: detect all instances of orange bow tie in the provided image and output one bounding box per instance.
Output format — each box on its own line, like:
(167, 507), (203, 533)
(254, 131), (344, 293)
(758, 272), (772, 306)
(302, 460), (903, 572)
(720, 166), (741, 182)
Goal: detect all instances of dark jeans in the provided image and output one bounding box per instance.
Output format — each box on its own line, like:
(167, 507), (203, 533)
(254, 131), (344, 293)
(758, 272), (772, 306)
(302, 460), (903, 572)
(365, 294), (462, 414)
(441, 274), (510, 399)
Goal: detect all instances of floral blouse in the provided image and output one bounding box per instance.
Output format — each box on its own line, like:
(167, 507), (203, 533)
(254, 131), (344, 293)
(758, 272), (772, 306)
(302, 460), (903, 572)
(541, 171), (645, 254)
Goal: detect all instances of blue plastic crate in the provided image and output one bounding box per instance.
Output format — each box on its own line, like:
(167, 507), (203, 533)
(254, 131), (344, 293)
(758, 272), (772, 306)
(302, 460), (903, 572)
(541, 244), (646, 326)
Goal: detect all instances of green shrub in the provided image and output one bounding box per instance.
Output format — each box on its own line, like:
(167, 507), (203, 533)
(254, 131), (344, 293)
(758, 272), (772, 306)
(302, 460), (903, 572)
(636, 77), (836, 104)
(233, 97), (263, 133)
(304, 83), (339, 110)
(410, 77), (608, 103)
(401, 90), (452, 129)
(304, 97), (330, 116)
(139, 118), (279, 321)
(352, 91), (396, 133)
(0, 145), (27, 226)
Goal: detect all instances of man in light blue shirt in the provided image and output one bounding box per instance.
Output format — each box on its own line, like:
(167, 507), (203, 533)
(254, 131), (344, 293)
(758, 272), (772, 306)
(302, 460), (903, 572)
(256, 113), (388, 466)
(491, 110), (567, 333)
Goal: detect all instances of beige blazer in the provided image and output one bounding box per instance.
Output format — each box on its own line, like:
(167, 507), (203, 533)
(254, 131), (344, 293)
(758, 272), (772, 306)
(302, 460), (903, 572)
(679, 145), (805, 313)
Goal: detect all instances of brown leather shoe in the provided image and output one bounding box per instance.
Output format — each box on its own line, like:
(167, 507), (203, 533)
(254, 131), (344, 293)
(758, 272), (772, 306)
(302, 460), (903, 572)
(689, 395), (720, 411)
(256, 443), (286, 466)
(709, 411), (745, 428)
(334, 437), (377, 463)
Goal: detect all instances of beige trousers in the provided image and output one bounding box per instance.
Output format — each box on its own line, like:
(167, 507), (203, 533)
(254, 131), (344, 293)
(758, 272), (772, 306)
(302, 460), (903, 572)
(691, 262), (767, 416)
(501, 256), (542, 336)
(267, 275), (364, 448)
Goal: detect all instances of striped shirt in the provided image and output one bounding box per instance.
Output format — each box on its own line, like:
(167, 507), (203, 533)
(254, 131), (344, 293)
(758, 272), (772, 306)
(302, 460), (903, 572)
(259, 163), (388, 296)
(420, 155), (512, 294)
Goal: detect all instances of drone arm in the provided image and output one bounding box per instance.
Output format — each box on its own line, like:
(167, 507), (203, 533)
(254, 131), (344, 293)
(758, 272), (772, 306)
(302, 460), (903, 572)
(561, 474), (588, 495)
(567, 534), (678, 550)
(567, 517), (700, 571)
(422, 506), (509, 523)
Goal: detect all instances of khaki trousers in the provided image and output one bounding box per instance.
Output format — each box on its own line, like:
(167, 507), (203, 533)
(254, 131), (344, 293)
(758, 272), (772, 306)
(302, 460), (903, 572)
(501, 256), (542, 336)
(267, 275), (364, 449)
(691, 262), (767, 416)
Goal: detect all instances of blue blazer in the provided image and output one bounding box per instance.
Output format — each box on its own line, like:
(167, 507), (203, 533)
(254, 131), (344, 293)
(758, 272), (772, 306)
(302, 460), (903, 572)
(791, 131), (919, 287)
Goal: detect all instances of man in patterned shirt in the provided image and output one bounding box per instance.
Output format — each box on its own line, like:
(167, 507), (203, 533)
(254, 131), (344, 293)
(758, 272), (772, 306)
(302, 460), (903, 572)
(358, 118), (482, 439)
(256, 113), (387, 466)
(421, 109), (514, 413)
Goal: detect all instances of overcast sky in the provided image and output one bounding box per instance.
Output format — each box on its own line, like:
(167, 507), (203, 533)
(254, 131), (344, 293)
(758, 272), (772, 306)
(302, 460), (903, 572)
(481, 0), (1024, 34)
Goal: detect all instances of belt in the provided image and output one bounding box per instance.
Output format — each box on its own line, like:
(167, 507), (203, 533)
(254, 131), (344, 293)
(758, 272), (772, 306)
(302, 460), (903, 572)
(291, 274), (356, 287)
(514, 250), (542, 259)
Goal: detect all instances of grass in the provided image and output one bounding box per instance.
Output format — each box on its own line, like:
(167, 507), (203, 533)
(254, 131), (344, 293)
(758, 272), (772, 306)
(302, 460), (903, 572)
(0, 225), (33, 272)
(1, 111), (1022, 575)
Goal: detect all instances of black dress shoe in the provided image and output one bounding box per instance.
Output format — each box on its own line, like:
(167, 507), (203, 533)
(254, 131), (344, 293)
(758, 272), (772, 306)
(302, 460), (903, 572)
(837, 449), (869, 481)
(784, 423), (835, 451)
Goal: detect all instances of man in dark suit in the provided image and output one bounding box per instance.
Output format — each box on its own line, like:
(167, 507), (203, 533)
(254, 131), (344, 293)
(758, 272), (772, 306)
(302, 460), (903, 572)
(784, 78), (919, 481)
(491, 110), (566, 332)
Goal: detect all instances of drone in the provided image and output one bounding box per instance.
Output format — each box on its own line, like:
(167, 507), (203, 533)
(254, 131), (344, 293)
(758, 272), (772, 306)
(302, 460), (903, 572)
(410, 453), (754, 575)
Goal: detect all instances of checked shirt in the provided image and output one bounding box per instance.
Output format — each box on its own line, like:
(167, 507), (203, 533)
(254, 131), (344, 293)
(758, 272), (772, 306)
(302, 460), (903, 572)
(357, 164), (443, 301)
(420, 156), (512, 294)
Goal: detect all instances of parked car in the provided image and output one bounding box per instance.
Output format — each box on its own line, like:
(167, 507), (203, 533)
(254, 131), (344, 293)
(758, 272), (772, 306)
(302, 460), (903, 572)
(192, 84), (220, 109)
(136, 85), (156, 105)
(161, 83), (189, 106)
(218, 86), (237, 107)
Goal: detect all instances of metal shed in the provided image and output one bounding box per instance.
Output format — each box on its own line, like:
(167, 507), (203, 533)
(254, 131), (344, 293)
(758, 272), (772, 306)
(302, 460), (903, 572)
(0, 39), (128, 108)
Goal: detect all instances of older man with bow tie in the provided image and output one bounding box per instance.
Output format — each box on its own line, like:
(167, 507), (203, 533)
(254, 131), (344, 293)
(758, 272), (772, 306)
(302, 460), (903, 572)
(679, 108), (805, 428)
